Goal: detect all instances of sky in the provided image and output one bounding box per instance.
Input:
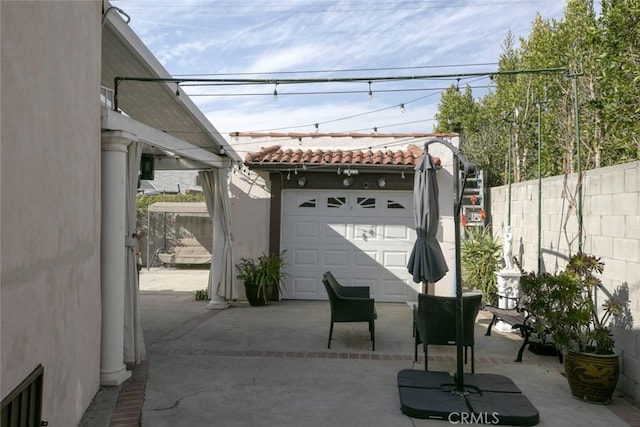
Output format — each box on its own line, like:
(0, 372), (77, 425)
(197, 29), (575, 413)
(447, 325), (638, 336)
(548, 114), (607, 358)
(110, 1), (568, 141)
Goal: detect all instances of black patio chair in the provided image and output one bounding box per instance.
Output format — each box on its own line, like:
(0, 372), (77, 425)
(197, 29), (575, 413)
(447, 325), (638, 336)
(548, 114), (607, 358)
(413, 293), (482, 372)
(322, 271), (377, 351)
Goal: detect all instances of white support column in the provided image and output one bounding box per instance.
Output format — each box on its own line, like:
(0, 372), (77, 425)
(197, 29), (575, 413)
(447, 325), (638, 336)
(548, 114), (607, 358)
(100, 130), (135, 386)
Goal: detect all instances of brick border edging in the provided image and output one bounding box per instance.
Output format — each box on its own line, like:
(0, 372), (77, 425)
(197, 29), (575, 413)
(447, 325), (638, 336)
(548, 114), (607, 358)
(109, 360), (148, 427)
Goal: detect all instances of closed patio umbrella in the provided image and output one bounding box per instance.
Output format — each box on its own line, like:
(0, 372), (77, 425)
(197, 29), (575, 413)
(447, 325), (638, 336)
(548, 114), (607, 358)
(407, 150), (448, 290)
(399, 140), (539, 424)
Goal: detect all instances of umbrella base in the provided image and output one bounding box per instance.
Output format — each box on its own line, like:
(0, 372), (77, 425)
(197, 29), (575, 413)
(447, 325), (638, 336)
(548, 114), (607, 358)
(398, 369), (539, 426)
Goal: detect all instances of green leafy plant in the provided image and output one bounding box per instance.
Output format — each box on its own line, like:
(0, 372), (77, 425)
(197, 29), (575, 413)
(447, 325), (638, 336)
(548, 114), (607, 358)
(461, 226), (501, 304)
(195, 289), (209, 301)
(520, 253), (623, 355)
(236, 251), (287, 304)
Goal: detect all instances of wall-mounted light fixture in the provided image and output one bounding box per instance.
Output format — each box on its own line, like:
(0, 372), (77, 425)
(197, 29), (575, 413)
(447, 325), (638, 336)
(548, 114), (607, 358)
(342, 177), (354, 188)
(297, 176), (307, 187)
(377, 177), (387, 188)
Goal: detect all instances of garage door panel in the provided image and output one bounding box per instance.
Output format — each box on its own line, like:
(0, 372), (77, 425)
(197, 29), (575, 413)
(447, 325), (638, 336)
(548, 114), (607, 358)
(293, 221), (319, 238)
(324, 223), (348, 239)
(293, 248), (318, 266)
(353, 250), (378, 267)
(384, 224), (412, 241)
(289, 274), (322, 298)
(323, 249), (349, 268)
(353, 224), (379, 241)
(383, 250), (409, 268)
(380, 277), (412, 299)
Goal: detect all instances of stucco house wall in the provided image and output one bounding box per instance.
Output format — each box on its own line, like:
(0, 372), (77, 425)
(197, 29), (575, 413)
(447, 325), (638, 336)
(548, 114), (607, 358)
(229, 169), (272, 299)
(490, 160), (640, 405)
(0, 2), (102, 426)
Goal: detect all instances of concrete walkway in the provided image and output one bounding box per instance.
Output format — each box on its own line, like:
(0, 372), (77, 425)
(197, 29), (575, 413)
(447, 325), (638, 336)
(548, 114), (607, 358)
(80, 268), (640, 426)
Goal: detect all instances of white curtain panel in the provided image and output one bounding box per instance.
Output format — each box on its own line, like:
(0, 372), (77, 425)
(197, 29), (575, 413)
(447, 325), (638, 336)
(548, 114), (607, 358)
(216, 168), (234, 300)
(124, 141), (146, 364)
(199, 169), (235, 300)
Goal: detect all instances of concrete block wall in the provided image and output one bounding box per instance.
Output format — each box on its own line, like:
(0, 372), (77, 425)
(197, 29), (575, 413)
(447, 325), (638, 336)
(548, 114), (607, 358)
(489, 160), (640, 405)
(144, 214), (212, 267)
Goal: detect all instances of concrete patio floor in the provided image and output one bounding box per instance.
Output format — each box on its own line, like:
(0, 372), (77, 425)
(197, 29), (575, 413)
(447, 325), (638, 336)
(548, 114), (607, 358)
(80, 268), (640, 426)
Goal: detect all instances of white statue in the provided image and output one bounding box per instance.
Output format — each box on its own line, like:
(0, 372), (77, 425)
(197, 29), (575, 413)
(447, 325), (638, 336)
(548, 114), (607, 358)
(502, 226), (513, 271)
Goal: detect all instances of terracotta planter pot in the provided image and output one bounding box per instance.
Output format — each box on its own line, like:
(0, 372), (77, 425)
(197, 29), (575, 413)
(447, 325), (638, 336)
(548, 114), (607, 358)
(563, 350), (620, 404)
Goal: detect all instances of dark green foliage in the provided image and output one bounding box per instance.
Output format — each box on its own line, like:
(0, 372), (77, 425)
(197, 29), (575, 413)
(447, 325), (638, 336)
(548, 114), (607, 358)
(195, 289), (209, 301)
(519, 253), (623, 355)
(461, 226), (501, 304)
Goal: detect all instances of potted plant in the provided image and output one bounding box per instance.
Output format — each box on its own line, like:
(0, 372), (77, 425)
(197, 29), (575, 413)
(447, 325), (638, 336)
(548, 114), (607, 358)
(520, 253), (623, 404)
(236, 251), (287, 306)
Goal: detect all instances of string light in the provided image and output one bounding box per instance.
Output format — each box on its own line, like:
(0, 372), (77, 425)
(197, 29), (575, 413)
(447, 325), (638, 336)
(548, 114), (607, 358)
(273, 81), (278, 100)
(400, 103), (405, 113)
(175, 83), (180, 96)
(368, 81), (373, 100)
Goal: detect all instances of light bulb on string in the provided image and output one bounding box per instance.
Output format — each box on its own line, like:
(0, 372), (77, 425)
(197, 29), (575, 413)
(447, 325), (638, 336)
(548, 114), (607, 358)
(400, 103), (405, 113)
(368, 81), (373, 101)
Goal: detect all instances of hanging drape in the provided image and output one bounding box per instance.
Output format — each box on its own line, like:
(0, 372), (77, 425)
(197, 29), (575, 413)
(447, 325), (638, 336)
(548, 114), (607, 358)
(200, 169), (234, 302)
(124, 141), (146, 364)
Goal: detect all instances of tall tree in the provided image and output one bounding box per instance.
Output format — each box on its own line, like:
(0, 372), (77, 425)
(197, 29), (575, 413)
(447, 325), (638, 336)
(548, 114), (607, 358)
(436, 0), (639, 189)
(597, 0), (640, 162)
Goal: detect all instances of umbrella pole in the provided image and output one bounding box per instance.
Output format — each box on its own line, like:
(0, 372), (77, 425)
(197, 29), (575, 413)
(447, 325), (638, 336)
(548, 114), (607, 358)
(452, 155), (465, 394)
(423, 138), (475, 394)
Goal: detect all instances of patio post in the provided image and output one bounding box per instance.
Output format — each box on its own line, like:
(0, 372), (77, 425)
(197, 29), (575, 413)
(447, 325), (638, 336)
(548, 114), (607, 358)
(100, 130), (135, 386)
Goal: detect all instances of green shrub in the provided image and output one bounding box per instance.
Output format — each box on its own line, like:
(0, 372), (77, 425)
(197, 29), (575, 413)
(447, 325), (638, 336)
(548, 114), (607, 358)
(136, 193), (204, 227)
(461, 226), (501, 304)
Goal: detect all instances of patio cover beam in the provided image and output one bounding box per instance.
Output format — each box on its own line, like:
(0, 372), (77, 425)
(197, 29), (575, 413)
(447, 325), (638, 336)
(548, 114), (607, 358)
(101, 107), (226, 170)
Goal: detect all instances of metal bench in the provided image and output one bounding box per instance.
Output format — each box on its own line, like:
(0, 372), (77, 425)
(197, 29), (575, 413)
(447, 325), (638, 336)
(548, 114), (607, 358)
(483, 295), (535, 362)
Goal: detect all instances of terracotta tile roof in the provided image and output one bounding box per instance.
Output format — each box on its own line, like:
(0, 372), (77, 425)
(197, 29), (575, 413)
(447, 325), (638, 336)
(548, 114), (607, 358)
(245, 144), (440, 168)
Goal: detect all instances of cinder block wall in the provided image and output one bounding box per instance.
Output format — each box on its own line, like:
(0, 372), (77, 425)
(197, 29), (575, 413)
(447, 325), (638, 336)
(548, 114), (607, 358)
(489, 160), (640, 405)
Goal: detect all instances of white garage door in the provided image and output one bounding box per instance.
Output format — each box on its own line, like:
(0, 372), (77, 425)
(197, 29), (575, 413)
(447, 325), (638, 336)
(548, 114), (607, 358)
(281, 189), (420, 302)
